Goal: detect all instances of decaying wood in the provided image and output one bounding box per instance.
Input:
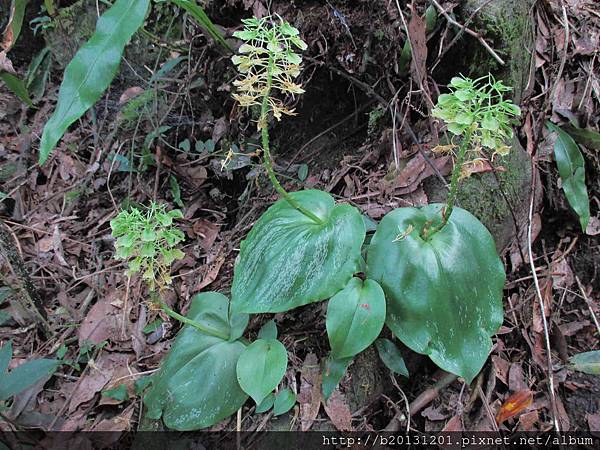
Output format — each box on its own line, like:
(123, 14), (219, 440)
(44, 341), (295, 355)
(0, 219), (50, 334)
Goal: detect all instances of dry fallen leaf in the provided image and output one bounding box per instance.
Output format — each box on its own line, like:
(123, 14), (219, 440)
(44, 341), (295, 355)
(323, 389), (353, 431)
(496, 390), (533, 425)
(68, 353), (130, 413)
(586, 215), (600, 236)
(298, 353), (322, 431)
(78, 291), (128, 346)
(118, 86), (144, 104)
(519, 410), (539, 431)
(192, 218), (220, 252)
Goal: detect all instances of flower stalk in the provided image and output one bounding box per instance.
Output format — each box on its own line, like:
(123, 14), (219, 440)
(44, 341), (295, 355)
(232, 16), (323, 224)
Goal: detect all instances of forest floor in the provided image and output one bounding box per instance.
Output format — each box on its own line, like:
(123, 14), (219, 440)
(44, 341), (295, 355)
(0, 0), (599, 444)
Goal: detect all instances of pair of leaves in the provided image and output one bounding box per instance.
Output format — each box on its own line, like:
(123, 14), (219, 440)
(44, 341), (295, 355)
(144, 292), (291, 429)
(231, 190), (365, 314)
(255, 388), (296, 416)
(39, 0), (151, 164)
(367, 205), (505, 383)
(546, 122), (590, 232)
(323, 277), (386, 398)
(0, 341), (59, 401)
(144, 292), (249, 430)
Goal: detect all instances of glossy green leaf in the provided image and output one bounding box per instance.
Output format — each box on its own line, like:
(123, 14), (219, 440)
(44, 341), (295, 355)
(568, 351), (600, 375)
(144, 292), (248, 430)
(0, 72), (33, 106)
(547, 122), (590, 232)
(231, 190), (365, 314)
(258, 319), (278, 340)
(0, 358), (59, 401)
(326, 277), (386, 359)
(367, 205), (505, 383)
(375, 338), (409, 377)
(255, 393), (275, 413)
(273, 388), (296, 416)
(322, 356), (352, 401)
(38, 0), (151, 164)
(236, 339), (287, 405)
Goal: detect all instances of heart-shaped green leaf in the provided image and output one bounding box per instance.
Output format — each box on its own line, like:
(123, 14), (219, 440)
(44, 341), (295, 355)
(273, 388), (296, 416)
(236, 339), (288, 405)
(231, 190), (365, 313)
(144, 292), (248, 430)
(326, 277), (386, 359)
(546, 122), (590, 232)
(367, 205), (504, 383)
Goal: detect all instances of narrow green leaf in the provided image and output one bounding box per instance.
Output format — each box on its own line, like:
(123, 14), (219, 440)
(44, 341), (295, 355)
(142, 318), (163, 334)
(0, 358), (59, 401)
(424, 5), (438, 32)
(375, 338), (409, 377)
(547, 122), (590, 231)
(144, 292), (248, 430)
(236, 339), (287, 405)
(38, 0), (151, 164)
(273, 388), (296, 416)
(171, 0), (232, 52)
(231, 190), (365, 314)
(326, 277), (386, 359)
(563, 125), (600, 150)
(0, 341), (12, 374)
(26, 47), (52, 99)
(258, 319), (278, 340)
(255, 392), (275, 413)
(568, 351), (600, 375)
(322, 356), (352, 401)
(0, 72), (33, 106)
(169, 175), (184, 208)
(6, 0), (30, 51)
(367, 205), (505, 383)
(149, 56), (188, 83)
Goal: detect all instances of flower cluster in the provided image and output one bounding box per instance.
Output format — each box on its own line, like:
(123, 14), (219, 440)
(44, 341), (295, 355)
(110, 202), (185, 290)
(231, 16), (307, 128)
(432, 75), (521, 157)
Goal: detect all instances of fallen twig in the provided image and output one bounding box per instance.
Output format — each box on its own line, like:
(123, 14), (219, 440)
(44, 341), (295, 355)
(384, 370), (457, 431)
(430, 0), (505, 66)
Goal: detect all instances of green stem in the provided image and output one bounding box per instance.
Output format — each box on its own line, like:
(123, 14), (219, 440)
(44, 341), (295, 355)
(422, 129), (473, 240)
(443, 128), (473, 225)
(260, 57), (323, 224)
(158, 300), (229, 340)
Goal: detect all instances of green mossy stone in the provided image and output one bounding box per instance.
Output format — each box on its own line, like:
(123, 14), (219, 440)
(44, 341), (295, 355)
(426, 0), (536, 252)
